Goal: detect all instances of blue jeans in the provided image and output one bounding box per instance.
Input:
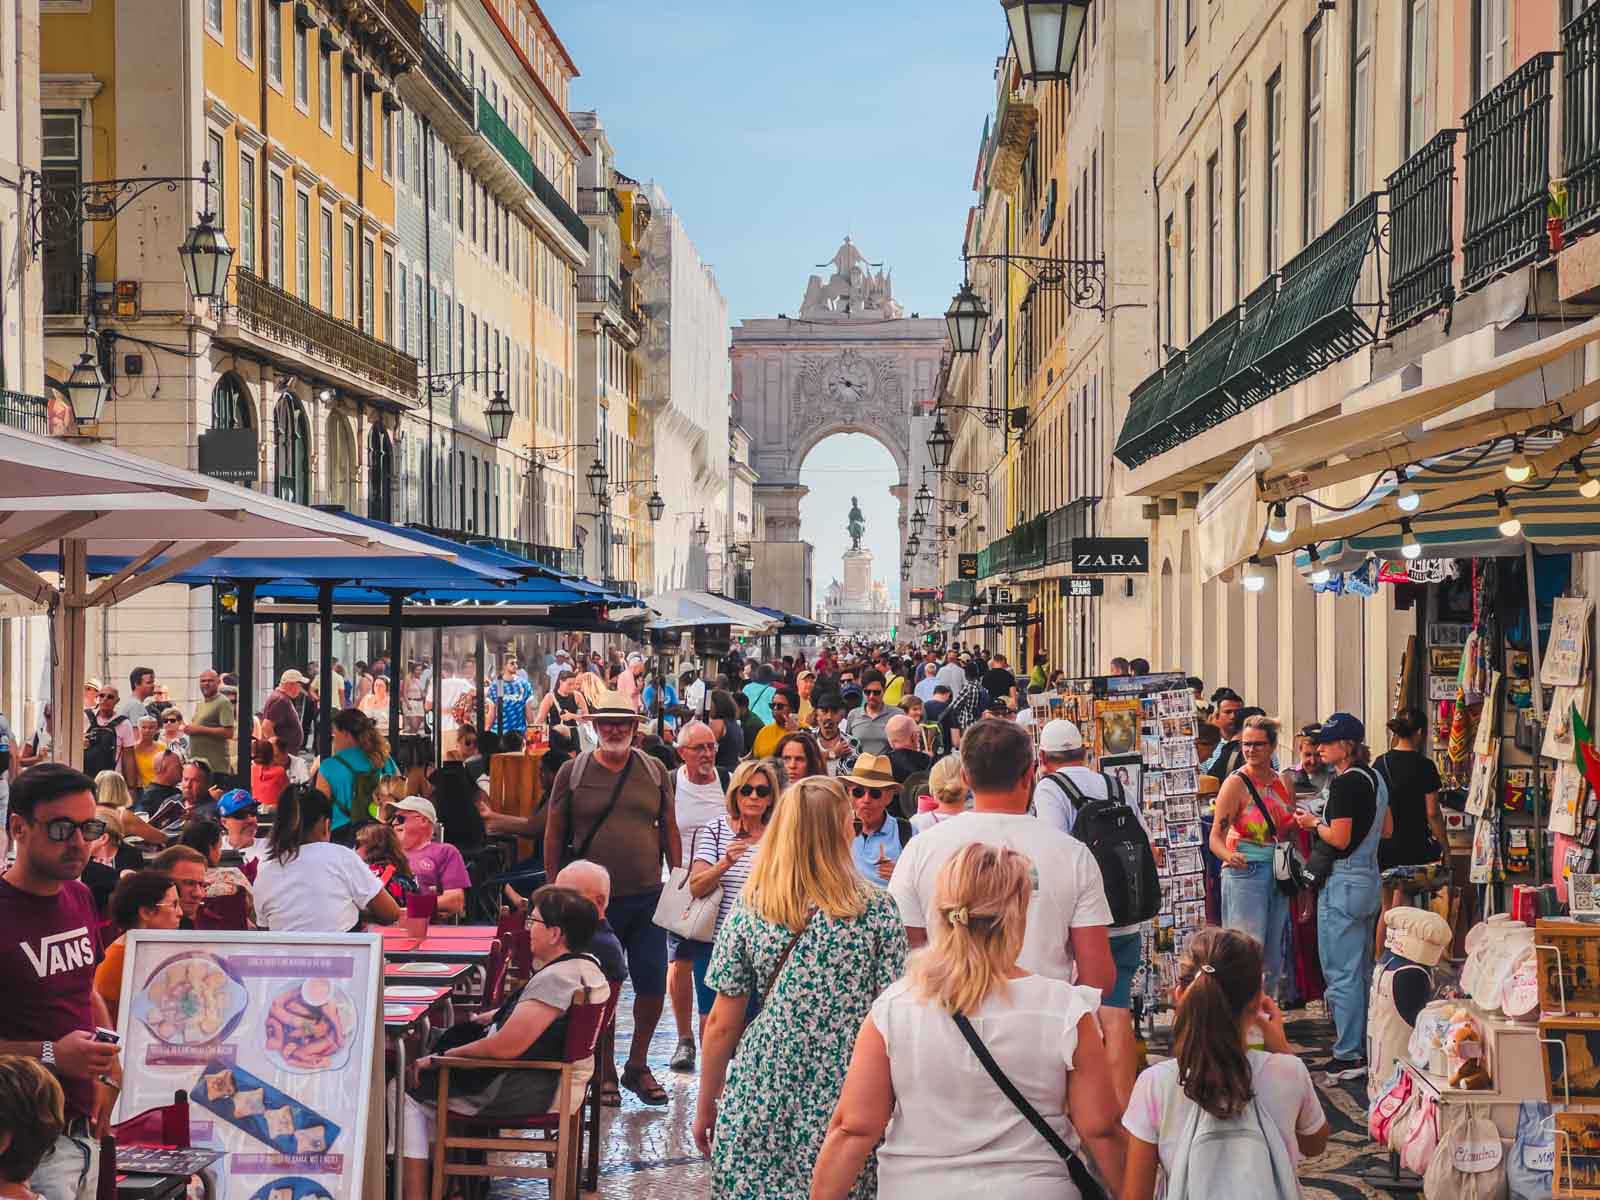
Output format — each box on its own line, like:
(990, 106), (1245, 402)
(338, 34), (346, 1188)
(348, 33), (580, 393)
(1318, 867), (1381, 1061)
(1220, 858), (1290, 998)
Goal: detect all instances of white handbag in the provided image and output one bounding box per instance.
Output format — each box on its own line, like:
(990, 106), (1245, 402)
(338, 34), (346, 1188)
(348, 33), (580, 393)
(652, 826), (722, 942)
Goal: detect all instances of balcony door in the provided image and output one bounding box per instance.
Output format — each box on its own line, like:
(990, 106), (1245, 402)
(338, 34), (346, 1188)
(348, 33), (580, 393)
(325, 412), (356, 510)
(367, 422), (394, 521)
(273, 393), (311, 504)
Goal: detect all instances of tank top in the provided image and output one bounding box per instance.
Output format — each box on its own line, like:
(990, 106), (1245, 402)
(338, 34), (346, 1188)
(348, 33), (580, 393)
(1231, 770), (1294, 848)
(546, 693), (581, 770)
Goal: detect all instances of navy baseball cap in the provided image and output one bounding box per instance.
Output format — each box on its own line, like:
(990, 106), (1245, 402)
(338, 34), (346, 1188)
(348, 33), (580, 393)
(1312, 712), (1365, 744)
(217, 789), (258, 817)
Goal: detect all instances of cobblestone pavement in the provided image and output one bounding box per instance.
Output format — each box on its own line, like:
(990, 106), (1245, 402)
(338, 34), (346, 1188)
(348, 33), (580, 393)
(486, 991), (1389, 1199)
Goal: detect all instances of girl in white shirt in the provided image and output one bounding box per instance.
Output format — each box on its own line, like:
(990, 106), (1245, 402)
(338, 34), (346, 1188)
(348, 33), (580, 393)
(812, 842), (1122, 1199)
(254, 785), (401, 933)
(1122, 927), (1330, 1200)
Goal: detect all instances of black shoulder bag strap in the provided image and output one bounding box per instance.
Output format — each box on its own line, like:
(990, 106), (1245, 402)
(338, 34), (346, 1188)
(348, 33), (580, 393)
(952, 1013), (1110, 1200)
(1235, 768), (1275, 833)
(566, 751), (635, 861)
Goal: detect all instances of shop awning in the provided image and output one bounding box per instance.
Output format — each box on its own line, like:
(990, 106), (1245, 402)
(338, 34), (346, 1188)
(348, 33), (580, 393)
(0, 427), (210, 500)
(644, 589), (782, 634)
(744, 601), (831, 635)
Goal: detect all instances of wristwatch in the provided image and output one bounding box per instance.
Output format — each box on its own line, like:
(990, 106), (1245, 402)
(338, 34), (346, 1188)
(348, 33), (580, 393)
(40, 1040), (55, 1066)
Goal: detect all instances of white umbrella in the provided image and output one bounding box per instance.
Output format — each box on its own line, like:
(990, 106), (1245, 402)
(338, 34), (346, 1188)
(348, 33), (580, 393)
(0, 426), (210, 499)
(643, 588), (781, 634)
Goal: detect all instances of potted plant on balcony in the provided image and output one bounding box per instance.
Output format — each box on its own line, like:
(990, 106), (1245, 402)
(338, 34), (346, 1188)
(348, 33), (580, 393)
(1550, 179), (1569, 253)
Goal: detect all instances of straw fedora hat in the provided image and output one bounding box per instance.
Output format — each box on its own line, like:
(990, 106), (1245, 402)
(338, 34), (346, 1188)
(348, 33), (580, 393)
(842, 753), (898, 790)
(587, 691), (638, 721)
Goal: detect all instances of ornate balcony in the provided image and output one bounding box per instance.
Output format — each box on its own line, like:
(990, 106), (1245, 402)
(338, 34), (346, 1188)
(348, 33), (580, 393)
(988, 88), (1038, 192)
(1462, 52), (1556, 293)
(224, 267), (418, 401)
(1564, 5), (1600, 239)
(474, 93), (589, 251)
(578, 188), (623, 218)
(0, 391), (49, 435)
(578, 274), (623, 309)
(1387, 130), (1460, 332)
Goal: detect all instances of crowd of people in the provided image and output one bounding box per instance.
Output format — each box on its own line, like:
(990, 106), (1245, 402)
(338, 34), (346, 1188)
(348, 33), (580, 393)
(0, 635), (1457, 1199)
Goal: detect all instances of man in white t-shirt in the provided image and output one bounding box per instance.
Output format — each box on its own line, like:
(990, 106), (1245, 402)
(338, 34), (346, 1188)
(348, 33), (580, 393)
(666, 720), (727, 1072)
(1033, 717), (1151, 1108)
(889, 718), (1114, 987)
(437, 661), (472, 738)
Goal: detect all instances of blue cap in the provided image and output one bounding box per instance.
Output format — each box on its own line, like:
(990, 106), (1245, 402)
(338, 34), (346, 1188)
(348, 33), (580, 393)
(1312, 712), (1365, 744)
(217, 788), (258, 817)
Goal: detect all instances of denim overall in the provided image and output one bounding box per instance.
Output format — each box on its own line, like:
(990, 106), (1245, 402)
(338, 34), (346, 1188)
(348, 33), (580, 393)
(1317, 765), (1390, 1062)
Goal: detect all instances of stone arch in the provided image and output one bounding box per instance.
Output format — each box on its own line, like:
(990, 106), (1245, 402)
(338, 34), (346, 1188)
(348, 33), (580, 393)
(273, 391), (311, 504)
(211, 370), (255, 431)
(787, 420), (910, 490)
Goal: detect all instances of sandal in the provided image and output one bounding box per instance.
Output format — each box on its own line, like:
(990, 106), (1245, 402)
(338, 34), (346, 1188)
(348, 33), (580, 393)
(620, 1064), (669, 1106)
(598, 1079), (622, 1107)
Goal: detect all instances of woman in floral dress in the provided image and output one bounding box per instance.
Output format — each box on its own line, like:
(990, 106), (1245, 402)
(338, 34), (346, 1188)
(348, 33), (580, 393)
(694, 776), (908, 1199)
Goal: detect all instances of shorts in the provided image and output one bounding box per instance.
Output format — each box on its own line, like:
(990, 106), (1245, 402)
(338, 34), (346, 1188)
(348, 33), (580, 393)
(605, 887), (667, 997)
(1104, 931), (1144, 1010)
(665, 930), (713, 964)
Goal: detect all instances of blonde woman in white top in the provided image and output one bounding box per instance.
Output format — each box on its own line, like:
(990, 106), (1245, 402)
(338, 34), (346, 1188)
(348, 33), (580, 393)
(813, 842), (1123, 1199)
(909, 754), (967, 834)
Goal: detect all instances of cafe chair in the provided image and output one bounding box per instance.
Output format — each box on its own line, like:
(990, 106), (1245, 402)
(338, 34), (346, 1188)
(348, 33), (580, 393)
(582, 988), (624, 1193)
(194, 890), (249, 931)
(98, 1091), (203, 1200)
(429, 995), (610, 1200)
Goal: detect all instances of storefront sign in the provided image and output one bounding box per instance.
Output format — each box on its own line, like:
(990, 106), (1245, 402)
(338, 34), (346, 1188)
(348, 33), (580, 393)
(909, 587), (940, 601)
(957, 553), (979, 580)
(1378, 558), (1459, 585)
(989, 587), (1013, 606)
(1070, 537), (1150, 574)
(1060, 577), (1105, 597)
(115, 931), (384, 1200)
(198, 428), (259, 484)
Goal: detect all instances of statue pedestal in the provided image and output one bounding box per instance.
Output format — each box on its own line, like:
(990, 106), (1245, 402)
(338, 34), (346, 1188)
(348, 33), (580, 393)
(842, 548), (873, 614)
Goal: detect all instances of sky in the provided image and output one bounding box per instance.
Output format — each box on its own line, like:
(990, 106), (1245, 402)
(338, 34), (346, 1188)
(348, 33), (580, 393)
(546, 0), (1004, 595)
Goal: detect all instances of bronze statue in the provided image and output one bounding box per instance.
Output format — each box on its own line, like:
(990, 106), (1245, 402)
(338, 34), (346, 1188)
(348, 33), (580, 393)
(847, 497), (865, 551)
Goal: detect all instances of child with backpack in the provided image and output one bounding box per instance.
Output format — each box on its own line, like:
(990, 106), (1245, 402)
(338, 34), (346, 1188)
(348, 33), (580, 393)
(1122, 927), (1330, 1200)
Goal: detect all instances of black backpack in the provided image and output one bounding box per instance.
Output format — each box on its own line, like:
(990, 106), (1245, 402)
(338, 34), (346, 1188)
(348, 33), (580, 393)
(83, 711), (126, 777)
(1046, 771), (1162, 927)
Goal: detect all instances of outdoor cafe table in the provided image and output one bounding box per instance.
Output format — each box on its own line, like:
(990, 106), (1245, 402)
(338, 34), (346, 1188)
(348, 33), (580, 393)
(382, 1000), (433, 1200)
(385, 959), (476, 986)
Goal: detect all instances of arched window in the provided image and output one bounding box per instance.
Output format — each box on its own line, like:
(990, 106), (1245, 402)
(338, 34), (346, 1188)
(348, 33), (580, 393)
(325, 414), (356, 510)
(273, 392), (310, 503)
(367, 421), (394, 522)
(212, 372), (253, 430)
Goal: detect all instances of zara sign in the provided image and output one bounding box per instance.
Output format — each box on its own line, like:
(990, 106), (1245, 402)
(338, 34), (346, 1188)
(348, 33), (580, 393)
(1070, 537), (1150, 574)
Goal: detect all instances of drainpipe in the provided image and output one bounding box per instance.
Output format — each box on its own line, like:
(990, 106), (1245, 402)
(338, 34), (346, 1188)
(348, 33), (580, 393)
(258, 0), (269, 284)
(422, 116), (435, 525)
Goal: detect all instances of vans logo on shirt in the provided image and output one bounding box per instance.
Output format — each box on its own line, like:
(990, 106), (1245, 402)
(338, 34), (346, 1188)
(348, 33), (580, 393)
(20, 927), (93, 977)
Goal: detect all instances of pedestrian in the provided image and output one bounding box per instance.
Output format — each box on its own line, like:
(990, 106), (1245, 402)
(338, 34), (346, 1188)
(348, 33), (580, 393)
(150, 843), (210, 928)
(693, 776), (907, 1198)
(881, 657), (908, 708)
(796, 670), (817, 726)
(382, 796), (472, 917)
(619, 652), (647, 711)
(130, 716), (162, 788)
(359, 675), (391, 722)
(813, 843), (1123, 1199)
(884, 715), (933, 783)
(261, 670), (308, 755)
(0, 1054), (73, 1200)
(534, 667), (590, 780)
(0, 763), (121, 1200)
(665, 720), (729, 1072)
(708, 689), (745, 771)
(217, 789), (262, 872)
(543, 691), (681, 1107)
(1028, 653), (1049, 693)
(94, 770), (167, 845)
(734, 692), (764, 753)
(938, 669), (988, 752)
(845, 670), (902, 757)
(775, 731), (825, 785)
(94, 871), (182, 1021)
(911, 754), (967, 832)
(400, 661), (428, 736)
(253, 784), (401, 932)
(845, 753), (914, 888)
(889, 719), (1115, 993)
(178, 818), (255, 921)
(811, 691), (858, 776)
(1292, 714), (1391, 1083)
(912, 661), (940, 703)
(314, 709), (398, 844)
(742, 664), (779, 727)
(250, 737), (291, 811)
(1109, 657), (1131, 677)
(934, 649), (967, 698)
(1208, 715), (1296, 1002)
(1129, 658), (1151, 676)
(17, 703), (51, 771)
(115, 668), (157, 727)
(979, 652), (1018, 712)
(136, 749), (182, 815)
(1289, 724), (1333, 801)
(82, 686), (136, 788)
(749, 685), (799, 759)
(554, 860), (627, 985)
(1122, 928), (1329, 1200)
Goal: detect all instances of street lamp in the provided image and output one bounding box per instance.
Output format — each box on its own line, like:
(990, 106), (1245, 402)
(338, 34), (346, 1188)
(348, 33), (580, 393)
(927, 415), (955, 469)
(914, 481), (934, 516)
(692, 517), (710, 548)
(945, 281), (989, 355)
(647, 489), (665, 523)
(484, 388), (513, 441)
(585, 455), (609, 501)
(177, 209), (234, 303)
(1000, 0), (1091, 83)
(910, 510), (927, 537)
(64, 345), (109, 426)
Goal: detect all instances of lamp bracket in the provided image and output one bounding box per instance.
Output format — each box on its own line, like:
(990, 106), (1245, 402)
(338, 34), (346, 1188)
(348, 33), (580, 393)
(25, 167), (217, 256)
(963, 252), (1106, 313)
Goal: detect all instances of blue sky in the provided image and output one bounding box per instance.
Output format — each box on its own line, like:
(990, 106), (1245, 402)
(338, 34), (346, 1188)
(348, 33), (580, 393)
(548, 0), (1003, 596)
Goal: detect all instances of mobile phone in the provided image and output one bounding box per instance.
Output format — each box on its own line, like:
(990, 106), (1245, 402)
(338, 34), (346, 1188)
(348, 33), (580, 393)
(94, 1027), (121, 1046)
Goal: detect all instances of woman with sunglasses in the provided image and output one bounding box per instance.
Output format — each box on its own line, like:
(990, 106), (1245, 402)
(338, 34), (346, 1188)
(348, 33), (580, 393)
(1207, 714), (1297, 1000)
(156, 709), (190, 764)
(94, 869), (183, 1021)
(775, 731), (825, 786)
(688, 760), (781, 1017)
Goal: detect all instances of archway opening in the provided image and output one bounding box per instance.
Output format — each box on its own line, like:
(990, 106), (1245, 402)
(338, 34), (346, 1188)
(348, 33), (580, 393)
(798, 432), (901, 639)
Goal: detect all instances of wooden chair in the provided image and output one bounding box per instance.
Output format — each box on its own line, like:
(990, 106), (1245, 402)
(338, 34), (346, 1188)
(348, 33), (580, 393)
(430, 995), (609, 1200)
(98, 1090), (193, 1200)
(582, 988), (624, 1192)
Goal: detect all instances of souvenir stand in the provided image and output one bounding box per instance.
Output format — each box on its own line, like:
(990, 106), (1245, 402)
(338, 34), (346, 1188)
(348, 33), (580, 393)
(1047, 671), (1201, 1031)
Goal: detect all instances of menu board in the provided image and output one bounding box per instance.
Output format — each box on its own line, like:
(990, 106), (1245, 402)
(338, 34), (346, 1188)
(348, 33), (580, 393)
(114, 932), (384, 1200)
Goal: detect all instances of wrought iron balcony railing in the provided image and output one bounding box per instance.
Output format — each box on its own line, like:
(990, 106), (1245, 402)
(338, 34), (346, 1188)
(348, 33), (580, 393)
(0, 390), (49, 435)
(231, 267), (418, 397)
(475, 93), (589, 251)
(1564, 5), (1600, 240)
(417, 28), (474, 124)
(577, 188), (622, 218)
(1462, 52), (1556, 294)
(577, 274), (623, 309)
(944, 579), (975, 607)
(1387, 130), (1460, 332)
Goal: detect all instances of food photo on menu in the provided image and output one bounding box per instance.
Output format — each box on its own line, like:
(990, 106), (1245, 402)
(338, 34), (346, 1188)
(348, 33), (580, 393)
(115, 933), (382, 1200)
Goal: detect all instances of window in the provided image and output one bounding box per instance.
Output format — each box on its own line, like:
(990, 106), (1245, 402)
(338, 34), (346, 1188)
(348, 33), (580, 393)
(342, 221), (354, 322)
(205, 0), (222, 35)
(239, 152), (256, 272)
(342, 67), (354, 146)
(367, 423), (393, 522)
(319, 207), (333, 311)
(398, 265), (408, 350)
(362, 91), (374, 163)
(383, 107), (393, 177)
(1233, 114), (1249, 302)
(1475, 0), (1510, 100)
(1304, 19), (1326, 242)
(268, 173), (284, 286)
(1184, 185), (1196, 341)
(396, 106), (406, 179)
(362, 237), (375, 332)
(1163, 212), (1174, 346)
(1350, 0), (1373, 201)
(1265, 71), (1284, 273)
(443, 300), (452, 370)
(206, 130), (225, 231)
(1406, 0), (1432, 156)
(266, 3), (281, 85)
(211, 373), (251, 430)
(273, 393), (310, 505)
(237, 0), (254, 61)
(383, 250), (394, 344)
(1207, 153), (1221, 322)
(1165, 0), (1176, 75)
(295, 190), (310, 301)
(319, 46), (332, 127)
(294, 22), (307, 107)
(456, 163), (465, 229)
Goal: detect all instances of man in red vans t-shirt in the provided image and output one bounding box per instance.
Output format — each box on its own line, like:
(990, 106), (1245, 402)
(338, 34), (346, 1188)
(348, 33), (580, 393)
(0, 763), (121, 1200)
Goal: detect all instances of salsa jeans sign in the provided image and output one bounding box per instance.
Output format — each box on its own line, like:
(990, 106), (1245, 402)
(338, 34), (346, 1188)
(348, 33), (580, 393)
(1070, 537), (1150, 574)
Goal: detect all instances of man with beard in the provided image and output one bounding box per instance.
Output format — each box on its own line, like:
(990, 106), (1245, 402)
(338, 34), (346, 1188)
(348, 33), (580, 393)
(0, 764), (122, 1200)
(811, 690), (859, 777)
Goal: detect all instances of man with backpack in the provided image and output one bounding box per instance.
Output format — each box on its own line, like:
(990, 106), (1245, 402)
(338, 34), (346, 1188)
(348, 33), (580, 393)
(1033, 718), (1163, 1106)
(82, 686), (135, 788)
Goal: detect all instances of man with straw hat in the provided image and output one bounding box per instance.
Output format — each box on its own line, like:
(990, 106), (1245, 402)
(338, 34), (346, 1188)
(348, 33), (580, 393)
(843, 753), (914, 887)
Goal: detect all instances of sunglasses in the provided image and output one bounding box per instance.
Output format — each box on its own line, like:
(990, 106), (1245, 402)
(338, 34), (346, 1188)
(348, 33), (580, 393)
(163, 716), (182, 724)
(849, 785), (889, 800)
(35, 817), (108, 843)
(737, 783), (772, 798)
(864, 688), (884, 697)
(1241, 740), (1271, 749)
